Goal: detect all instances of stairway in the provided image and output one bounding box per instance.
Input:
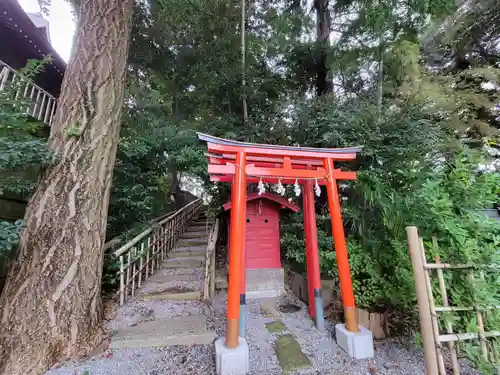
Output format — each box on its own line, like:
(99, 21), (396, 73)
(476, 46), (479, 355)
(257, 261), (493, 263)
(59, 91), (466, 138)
(110, 209), (217, 349)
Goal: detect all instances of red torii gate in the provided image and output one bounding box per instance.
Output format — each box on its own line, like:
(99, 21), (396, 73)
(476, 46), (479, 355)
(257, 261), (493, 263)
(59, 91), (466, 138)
(198, 133), (362, 349)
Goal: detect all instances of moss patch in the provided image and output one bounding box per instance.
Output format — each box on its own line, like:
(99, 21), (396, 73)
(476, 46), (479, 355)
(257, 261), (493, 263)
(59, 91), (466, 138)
(274, 334), (311, 373)
(265, 321), (287, 333)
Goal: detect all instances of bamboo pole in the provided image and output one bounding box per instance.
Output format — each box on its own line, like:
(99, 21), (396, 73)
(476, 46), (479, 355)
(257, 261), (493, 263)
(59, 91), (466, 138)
(138, 240), (144, 288)
(440, 331), (500, 342)
(426, 264), (500, 270)
(126, 251), (131, 302)
(119, 255), (125, 306)
(407, 227), (439, 375)
(435, 253), (460, 375)
(131, 246), (136, 297)
(469, 270), (488, 360)
(419, 238), (446, 375)
(146, 236), (150, 278)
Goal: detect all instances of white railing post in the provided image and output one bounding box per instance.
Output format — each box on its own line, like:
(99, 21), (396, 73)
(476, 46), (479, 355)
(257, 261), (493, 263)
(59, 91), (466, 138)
(0, 60), (58, 127)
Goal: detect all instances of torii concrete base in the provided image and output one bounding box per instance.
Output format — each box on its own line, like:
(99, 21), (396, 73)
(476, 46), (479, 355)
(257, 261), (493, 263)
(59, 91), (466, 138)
(215, 337), (249, 375)
(335, 324), (374, 359)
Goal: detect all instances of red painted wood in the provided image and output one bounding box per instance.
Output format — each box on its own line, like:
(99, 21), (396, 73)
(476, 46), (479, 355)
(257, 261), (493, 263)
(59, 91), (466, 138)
(211, 171), (357, 184)
(245, 201), (281, 269)
(223, 192), (300, 212)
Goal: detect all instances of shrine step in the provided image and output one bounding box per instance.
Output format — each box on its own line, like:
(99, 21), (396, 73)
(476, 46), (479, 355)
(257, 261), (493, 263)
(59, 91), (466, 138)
(246, 268), (285, 299)
(110, 315), (216, 349)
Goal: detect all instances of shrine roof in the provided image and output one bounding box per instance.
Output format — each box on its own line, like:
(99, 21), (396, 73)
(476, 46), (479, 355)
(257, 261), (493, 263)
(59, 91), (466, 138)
(197, 133), (362, 160)
(223, 192), (300, 212)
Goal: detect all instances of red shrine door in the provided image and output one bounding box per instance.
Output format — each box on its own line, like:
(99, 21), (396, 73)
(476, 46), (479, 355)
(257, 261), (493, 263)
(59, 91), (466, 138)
(245, 200), (281, 269)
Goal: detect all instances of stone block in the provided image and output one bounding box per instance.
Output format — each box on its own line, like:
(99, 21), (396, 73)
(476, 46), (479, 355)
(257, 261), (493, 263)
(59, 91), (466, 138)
(215, 337), (249, 375)
(335, 324), (374, 359)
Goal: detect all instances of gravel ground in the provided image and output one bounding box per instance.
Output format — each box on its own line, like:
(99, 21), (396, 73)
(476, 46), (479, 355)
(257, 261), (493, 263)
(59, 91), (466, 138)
(45, 345), (216, 375)
(211, 291), (480, 375)
(45, 288), (481, 375)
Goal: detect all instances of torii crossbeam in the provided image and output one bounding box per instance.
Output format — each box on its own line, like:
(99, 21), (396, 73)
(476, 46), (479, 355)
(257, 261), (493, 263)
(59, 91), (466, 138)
(198, 133), (362, 352)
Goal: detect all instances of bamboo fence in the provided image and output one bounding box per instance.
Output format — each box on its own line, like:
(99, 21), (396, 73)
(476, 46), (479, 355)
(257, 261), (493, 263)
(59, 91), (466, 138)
(407, 226), (500, 375)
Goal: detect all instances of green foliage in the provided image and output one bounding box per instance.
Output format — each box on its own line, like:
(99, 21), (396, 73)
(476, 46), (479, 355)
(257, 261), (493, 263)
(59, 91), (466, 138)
(0, 220), (24, 257)
(0, 58), (52, 267)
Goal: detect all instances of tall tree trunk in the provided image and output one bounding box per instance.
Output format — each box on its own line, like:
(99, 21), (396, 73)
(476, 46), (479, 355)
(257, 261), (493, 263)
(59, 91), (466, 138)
(314, 0), (332, 96)
(376, 37), (384, 110)
(241, 0), (248, 123)
(0, 0), (134, 374)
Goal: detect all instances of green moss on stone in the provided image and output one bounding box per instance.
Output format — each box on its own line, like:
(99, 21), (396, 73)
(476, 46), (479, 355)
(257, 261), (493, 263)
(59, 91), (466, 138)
(265, 321), (287, 333)
(274, 334), (311, 373)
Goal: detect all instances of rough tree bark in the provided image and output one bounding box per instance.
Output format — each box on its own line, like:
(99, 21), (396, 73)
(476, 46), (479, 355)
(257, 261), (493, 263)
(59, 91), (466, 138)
(0, 0), (134, 374)
(314, 0), (332, 96)
(241, 0), (249, 124)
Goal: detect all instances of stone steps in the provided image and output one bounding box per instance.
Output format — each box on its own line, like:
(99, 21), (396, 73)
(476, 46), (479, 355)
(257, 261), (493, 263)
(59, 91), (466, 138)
(168, 254), (205, 262)
(141, 290), (201, 301)
(170, 249), (206, 258)
(189, 222), (212, 229)
(163, 258), (203, 269)
(172, 244), (206, 253)
(148, 273), (199, 283)
(110, 315), (216, 349)
(110, 214), (216, 353)
(181, 231), (209, 238)
(176, 238), (208, 247)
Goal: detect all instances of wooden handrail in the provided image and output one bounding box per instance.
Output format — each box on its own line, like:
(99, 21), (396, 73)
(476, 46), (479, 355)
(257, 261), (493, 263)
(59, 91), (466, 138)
(113, 198), (201, 257)
(114, 197), (203, 305)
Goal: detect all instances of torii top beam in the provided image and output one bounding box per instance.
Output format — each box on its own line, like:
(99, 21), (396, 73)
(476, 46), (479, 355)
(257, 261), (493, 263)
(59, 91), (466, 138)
(197, 133), (362, 184)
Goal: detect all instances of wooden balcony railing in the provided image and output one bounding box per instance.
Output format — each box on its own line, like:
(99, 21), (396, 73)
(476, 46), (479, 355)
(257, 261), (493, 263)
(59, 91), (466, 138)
(113, 198), (203, 305)
(0, 60), (58, 126)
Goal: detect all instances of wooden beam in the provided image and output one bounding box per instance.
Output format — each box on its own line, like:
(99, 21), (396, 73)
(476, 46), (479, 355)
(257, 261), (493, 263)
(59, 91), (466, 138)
(208, 167), (356, 182)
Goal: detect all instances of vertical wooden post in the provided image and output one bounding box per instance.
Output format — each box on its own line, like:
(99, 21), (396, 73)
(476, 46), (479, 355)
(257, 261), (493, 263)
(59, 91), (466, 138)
(138, 241), (144, 288)
(420, 239), (446, 375)
(151, 232), (156, 274)
(131, 246), (136, 297)
(226, 151), (247, 348)
(119, 255), (125, 306)
(407, 226), (439, 375)
(303, 180), (325, 331)
(239, 217), (247, 337)
(126, 251), (131, 301)
(302, 183), (315, 318)
(435, 255), (460, 375)
(324, 158), (358, 332)
(146, 236), (150, 277)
